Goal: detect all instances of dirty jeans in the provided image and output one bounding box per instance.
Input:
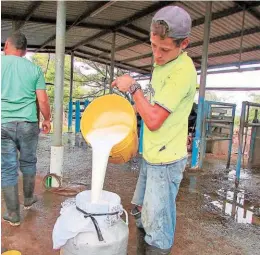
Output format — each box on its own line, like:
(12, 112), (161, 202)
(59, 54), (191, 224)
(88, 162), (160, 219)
(1, 122), (39, 187)
(132, 157), (187, 250)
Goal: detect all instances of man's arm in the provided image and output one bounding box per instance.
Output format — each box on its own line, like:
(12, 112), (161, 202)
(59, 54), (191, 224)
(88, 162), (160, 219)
(36, 89), (51, 133)
(36, 90), (50, 120)
(36, 98), (40, 126)
(112, 74), (170, 131)
(132, 90), (170, 131)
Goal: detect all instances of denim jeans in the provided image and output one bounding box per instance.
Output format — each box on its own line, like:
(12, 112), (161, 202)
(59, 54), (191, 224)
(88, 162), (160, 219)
(132, 157), (187, 250)
(1, 122), (39, 187)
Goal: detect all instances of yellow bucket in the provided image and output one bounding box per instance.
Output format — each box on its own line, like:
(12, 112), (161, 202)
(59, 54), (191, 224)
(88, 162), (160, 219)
(80, 94), (138, 164)
(2, 251), (21, 255)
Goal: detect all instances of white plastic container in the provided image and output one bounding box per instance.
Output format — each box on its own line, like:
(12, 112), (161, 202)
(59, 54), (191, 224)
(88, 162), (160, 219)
(53, 190), (129, 255)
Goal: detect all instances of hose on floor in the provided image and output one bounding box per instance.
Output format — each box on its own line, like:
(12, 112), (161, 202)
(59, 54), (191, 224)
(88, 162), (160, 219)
(42, 173), (88, 196)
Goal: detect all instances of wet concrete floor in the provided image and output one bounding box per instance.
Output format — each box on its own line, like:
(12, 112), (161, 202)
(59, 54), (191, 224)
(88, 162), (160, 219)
(2, 134), (260, 254)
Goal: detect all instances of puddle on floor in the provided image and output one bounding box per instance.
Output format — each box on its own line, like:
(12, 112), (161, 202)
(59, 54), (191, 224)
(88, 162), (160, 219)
(205, 188), (260, 226)
(227, 169), (251, 181)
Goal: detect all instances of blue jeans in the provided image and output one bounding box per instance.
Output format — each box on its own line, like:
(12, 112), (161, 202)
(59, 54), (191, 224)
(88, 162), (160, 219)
(132, 158), (187, 250)
(1, 122), (39, 187)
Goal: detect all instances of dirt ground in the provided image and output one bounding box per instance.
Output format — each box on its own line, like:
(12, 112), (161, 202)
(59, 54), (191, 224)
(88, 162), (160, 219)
(2, 133), (260, 255)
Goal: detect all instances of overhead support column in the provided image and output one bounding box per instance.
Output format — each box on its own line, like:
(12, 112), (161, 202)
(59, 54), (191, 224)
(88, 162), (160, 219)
(50, 1), (66, 187)
(12, 21), (19, 32)
(109, 32), (116, 93)
(191, 1), (212, 169)
(68, 52), (74, 132)
(69, 52), (74, 101)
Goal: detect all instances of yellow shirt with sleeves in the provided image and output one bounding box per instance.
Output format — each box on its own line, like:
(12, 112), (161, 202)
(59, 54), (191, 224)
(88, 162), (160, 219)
(143, 52), (197, 164)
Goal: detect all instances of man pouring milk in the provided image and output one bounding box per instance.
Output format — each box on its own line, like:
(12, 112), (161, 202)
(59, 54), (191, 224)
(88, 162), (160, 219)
(112, 6), (197, 255)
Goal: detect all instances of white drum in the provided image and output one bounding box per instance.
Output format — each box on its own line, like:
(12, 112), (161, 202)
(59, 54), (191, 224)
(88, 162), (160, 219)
(52, 190), (129, 255)
(60, 219), (129, 255)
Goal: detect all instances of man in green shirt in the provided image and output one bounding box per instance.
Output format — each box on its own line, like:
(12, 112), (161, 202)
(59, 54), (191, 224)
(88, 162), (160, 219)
(1, 32), (51, 226)
(112, 6), (197, 255)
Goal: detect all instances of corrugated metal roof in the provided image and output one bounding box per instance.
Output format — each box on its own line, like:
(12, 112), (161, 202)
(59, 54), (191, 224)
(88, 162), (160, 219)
(79, 45), (104, 56)
(33, 1), (98, 22)
(115, 1), (153, 11)
(129, 57), (153, 67)
(98, 33), (135, 48)
(1, 1), (32, 15)
(30, 1), (57, 20)
(126, 44), (151, 55)
(20, 22), (56, 46)
(189, 32), (260, 57)
(1, 1), (260, 74)
(65, 27), (100, 47)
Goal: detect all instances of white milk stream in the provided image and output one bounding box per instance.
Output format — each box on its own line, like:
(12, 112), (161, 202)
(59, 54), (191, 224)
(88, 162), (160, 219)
(86, 125), (130, 203)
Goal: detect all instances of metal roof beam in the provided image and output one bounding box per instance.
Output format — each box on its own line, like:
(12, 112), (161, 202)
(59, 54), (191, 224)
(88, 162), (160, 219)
(88, 2), (260, 61)
(116, 2), (260, 39)
(200, 60), (260, 69)
(121, 53), (152, 63)
(193, 45), (260, 60)
(82, 44), (111, 54)
(84, 29), (150, 62)
(1, 41), (147, 74)
(126, 24), (149, 36)
(117, 29), (149, 43)
(234, 1), (260, 21)
(68, 1), (117, 29)
(71, 1), (174, 50)
(189, 26), (260, 48)
(193, 1), (260, 27)
(35, 2), (116, 52)
(82, 29), (150, 62)
(15, 1), (42, 30)
(87, 30), (150, 61)
(1, 14), (112, 30)
(200, 66), (260, 75)
(136, 61), (260, 78)
(90, 39), (150, 61)
(75, 49), (149, 74)
(112, 1), (175, 30)
(120, 26), (260, 63)
(75, 53), (149, 74)
(71, 30), (109, 51)
(247, 8), (260, 21)
(0, 43), (72, 52)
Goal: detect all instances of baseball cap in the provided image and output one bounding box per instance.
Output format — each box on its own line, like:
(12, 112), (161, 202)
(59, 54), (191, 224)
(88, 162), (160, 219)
(151, 6), (192, 39)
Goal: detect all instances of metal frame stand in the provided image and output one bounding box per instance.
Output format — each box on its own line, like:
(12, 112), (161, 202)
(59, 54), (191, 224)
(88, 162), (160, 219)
(236, 101), (260, 186)
(199, 101), (236, 169)
(68, 100), (90, 133)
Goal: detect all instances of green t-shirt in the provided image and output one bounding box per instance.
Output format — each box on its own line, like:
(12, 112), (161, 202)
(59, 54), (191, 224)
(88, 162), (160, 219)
(1, 55), (46, 123)
(143, 52), (197, 164)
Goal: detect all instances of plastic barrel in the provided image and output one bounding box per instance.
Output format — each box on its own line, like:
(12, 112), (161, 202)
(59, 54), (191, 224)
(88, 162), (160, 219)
(2, 251), (22, 255)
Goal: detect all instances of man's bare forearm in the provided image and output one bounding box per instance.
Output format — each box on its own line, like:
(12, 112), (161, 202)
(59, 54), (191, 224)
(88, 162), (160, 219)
(36, 90), (51, 121)
(110, 74), (170, 130)
(133, 90), (158, 131)
(39, 102), (51, 121)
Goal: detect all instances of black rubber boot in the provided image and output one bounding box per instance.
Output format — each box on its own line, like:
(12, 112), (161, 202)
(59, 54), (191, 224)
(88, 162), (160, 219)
(146, 244), (172, 255)
(136, 227), (146, 255)
(2, 185), (20, 226)
(23, 174), (38, 209)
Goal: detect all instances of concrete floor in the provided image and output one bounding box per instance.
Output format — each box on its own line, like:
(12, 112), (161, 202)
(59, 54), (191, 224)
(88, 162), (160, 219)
(1, 134), (260, 255)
